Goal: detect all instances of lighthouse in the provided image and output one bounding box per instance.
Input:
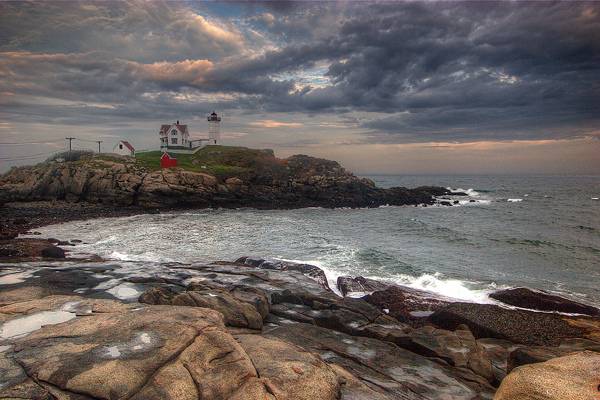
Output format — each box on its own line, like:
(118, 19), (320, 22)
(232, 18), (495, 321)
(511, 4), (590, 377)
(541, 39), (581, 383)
(208, 111), (221, 145)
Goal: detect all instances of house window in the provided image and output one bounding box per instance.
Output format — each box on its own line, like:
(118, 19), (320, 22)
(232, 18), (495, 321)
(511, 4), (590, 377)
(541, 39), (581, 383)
(171, 129), (177, 135)
(171, 138), (178, 144)
(119, 144), (123, 149)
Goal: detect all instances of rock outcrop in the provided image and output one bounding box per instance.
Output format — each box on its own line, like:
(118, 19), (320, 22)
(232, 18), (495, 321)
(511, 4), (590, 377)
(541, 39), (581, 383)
(495, 351), (600, 400)
(364, 284), (453, 324)
(0, 153), (453, 209)
(490, 287), (600, 316)
(428, 302), (591, 345)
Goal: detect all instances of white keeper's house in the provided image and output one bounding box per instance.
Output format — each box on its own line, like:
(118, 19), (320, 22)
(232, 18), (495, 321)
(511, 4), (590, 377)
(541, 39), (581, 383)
(160, 112), (222, 154)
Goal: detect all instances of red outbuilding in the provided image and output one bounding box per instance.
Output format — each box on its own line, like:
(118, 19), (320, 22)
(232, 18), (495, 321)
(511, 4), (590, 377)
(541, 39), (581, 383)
(160, 152), (177, 168)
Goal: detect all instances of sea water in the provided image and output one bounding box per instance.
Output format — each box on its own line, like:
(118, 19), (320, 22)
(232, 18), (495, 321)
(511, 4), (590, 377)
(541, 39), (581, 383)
(22, 175), (600, 306)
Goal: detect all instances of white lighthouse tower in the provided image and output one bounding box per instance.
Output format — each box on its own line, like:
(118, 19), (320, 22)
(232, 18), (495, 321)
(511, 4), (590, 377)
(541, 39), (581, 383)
(208, 111), (221, 145)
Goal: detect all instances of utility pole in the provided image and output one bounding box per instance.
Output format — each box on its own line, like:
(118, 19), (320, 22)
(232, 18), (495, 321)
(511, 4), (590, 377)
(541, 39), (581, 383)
(65, 137), (75, 160)
(96, 140), (102, 153)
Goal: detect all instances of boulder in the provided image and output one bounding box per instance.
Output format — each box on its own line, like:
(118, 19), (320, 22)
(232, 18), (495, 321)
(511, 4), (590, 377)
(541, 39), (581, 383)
(336, 275), (389, 296)
(236, 257), (331, 290)
(167, 286), (264, 330)
(138, 286), (176, 305)
(364, 284), (452, 323)
(494, 351), (600, 400)
(0, 239), (66, 259)
(490, 287), (600, 316)
(40, 245), (66, 258)
(429, 302), (586, 345)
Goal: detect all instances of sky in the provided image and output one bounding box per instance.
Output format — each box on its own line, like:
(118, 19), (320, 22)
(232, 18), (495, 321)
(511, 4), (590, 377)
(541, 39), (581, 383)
(1, 1), (599, 174)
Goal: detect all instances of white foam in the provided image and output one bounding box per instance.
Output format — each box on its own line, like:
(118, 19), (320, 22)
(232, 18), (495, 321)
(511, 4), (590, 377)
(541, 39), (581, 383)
(507, 198), (523, 202)
(592, 197), (599, 200)
(412, 274), (489, 302)
(456, 199), (491, 206)
(109, 251), (136, 261)
(449, 188), (480, 197)
(0, 311), (76, 339)
(377, 272), (495, 304)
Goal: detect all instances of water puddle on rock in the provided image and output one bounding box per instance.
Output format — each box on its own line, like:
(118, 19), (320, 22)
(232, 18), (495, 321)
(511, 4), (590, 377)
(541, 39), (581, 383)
(0, 311), (76, 339)
(107, 283), (141, 300)
(0, 270), (35, 285)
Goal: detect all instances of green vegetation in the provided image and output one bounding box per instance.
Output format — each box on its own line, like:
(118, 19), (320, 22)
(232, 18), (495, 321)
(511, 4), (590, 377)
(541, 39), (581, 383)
(134, 145), (284, 179)
(38, 145), (287, 181)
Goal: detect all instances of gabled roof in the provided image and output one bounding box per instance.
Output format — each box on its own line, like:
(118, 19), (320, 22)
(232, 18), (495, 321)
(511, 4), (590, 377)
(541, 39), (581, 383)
(161, 152), (176, 159)
(160, 123), (188, 134)
(120, 140), (134, 152)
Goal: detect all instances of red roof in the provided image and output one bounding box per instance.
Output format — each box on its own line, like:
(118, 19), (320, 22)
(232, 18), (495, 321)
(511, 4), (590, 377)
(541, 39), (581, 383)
(161, 152), (176, 159)
(120, 141), (135, 152)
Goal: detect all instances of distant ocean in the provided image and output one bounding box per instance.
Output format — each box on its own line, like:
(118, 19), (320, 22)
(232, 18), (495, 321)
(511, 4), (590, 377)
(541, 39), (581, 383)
(27, 175), (600, 306)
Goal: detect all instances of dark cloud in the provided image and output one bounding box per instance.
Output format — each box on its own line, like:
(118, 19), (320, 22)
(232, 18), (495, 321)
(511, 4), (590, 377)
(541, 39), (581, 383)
(0, 1), (599, 145)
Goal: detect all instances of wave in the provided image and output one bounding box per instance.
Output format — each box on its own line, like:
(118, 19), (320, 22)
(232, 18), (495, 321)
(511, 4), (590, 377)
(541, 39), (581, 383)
(396, 272), (497, 303)
(456, 199), (491, 206)
(507, 198), (523, 202)
(447, 187), (480, 197)
(277, 257), (495, 303)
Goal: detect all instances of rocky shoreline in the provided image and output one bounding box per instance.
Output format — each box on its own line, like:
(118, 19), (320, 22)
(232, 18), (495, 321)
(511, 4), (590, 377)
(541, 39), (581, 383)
(0, 153), (457, 209)
(1, 224), (599, 399)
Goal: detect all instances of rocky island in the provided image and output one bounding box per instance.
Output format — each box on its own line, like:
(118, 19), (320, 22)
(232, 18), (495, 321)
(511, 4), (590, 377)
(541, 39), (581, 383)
(0, 146), (451, 210)
(1, 149), (598, 400)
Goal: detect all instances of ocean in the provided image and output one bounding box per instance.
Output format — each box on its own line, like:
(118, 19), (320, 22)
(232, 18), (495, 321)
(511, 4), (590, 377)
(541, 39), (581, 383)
(24, 175), (600, 306)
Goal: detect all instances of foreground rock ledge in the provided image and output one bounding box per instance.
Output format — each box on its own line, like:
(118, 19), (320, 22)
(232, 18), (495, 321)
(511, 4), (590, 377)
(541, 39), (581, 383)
(0, 257), (599, 399)
(0, 296), (342, 400)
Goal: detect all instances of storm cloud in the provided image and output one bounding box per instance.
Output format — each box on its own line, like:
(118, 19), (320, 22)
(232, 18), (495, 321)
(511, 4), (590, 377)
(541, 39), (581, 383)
(0, 1), (599, 172)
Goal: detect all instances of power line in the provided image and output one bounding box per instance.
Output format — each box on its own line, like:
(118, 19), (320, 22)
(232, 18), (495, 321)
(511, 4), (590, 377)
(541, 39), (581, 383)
(0, 139), (64, 145)
(75, 138), (102, 143)
(0, 150), (62, 162)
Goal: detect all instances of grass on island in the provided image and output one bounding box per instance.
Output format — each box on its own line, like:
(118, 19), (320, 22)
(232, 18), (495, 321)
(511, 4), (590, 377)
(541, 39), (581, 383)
(42, 145), (286, 180)
(133, 145), (283, 179)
